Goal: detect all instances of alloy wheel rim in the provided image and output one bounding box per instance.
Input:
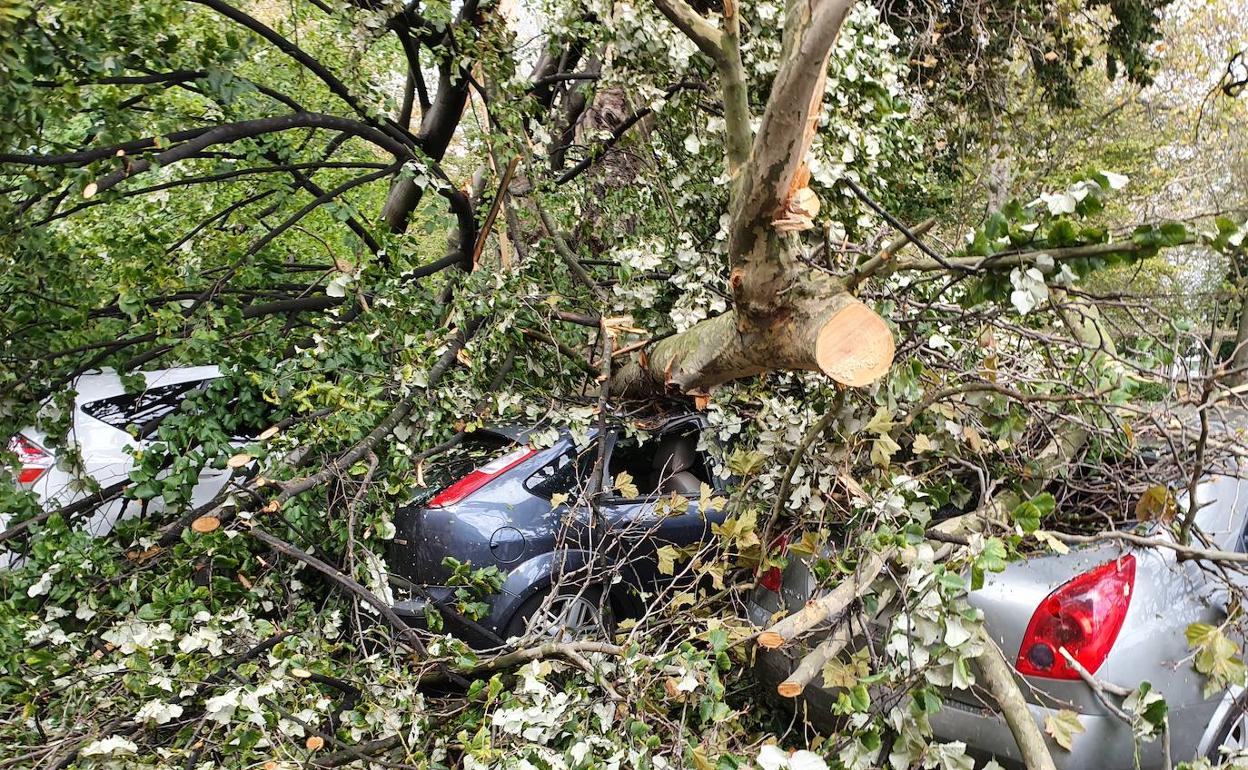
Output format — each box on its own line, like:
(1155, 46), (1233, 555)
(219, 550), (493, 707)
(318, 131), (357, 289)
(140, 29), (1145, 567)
(1220, 705), (1248, 755)
(531, 594), (603, 641)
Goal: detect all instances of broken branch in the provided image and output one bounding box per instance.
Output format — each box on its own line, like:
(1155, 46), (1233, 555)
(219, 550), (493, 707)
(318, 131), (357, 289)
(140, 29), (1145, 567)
(757, 549), (888, 649)
(776, 616), (858, 698)
(247, 526), (430, 655)
(974, 628), (1058, 770)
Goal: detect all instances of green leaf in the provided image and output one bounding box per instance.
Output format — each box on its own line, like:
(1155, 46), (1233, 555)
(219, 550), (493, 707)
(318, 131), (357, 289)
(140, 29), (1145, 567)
(1046, 219), (1078, 246)
(1185, 622), (1220, 647)
(1010, 493), (1054, 533)
(1010, 502), (1040, 534)
(913, 687), (942, 714)
(976, 537), (1008, 573)
(1186, 622), (1247, 697)
(1123, 681), (1168, 738)
(967, 228), (991, 256)
(1031, 493), (1056, 516)
(1211, 216), (1242, 251)
(1158, 221), (1188, 246)
(425, 606), (443, 632)
(971, 537), (1008, 590)
(983, 211), (1008, 240)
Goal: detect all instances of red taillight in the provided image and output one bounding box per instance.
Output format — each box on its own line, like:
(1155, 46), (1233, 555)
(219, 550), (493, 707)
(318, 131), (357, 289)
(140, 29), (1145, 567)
(1015, 555), (1136, 680)
(758, 534), (789, 593)
(9, 435), (53, 485)
(427, 446), (537, 508)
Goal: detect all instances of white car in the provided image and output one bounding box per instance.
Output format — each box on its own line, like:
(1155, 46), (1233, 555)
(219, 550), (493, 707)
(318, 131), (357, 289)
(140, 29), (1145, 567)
(6, 366), (232, 540)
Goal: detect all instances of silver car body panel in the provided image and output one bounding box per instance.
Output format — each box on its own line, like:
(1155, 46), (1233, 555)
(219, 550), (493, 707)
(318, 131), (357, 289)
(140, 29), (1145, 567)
(748, 472), (1248, 768)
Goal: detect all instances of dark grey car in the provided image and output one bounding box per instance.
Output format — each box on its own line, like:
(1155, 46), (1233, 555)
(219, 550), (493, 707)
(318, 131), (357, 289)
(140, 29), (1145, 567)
(748, 473), (1248, 768)
(387, 413), (728, 645)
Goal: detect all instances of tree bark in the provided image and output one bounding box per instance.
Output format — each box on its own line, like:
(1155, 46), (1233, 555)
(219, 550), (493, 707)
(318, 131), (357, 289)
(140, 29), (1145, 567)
(612, 0), (896, 398)
(756, 548), (888, 650)
(1228, 284), (1248, 385)
(975, 630), (1058, 770)
(380, 0), (482, 232)
(776, 620), (856, 697)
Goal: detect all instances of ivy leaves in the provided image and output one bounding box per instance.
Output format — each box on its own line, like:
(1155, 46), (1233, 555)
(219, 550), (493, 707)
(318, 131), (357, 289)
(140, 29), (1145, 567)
(614, 470), (640, 499)
(1044, 709), (1086, 751)
(1009, 493), (1055, 534)
(1186, 622), (1247, 697)
(865, 407), (900, 467)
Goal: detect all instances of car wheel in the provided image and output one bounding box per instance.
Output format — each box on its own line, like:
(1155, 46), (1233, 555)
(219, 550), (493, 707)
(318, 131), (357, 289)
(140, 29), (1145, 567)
(1206, 692), (1248, 759)
(504, 585), (614, 642)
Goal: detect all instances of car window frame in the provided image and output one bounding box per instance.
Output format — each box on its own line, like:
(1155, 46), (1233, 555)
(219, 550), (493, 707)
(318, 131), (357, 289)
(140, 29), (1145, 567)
(602, 420), (720, 504)
(523, 440), (603, 501)
(79, 379), (211, 439)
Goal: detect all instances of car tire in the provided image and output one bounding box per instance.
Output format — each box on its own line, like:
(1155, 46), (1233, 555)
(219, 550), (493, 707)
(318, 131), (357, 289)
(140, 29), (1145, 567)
(503, 584), (615, 642)
(1206, 690), (1248, 760)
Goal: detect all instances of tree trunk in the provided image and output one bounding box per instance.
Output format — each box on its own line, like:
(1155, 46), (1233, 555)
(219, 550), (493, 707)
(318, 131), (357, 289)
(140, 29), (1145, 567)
(1228, 284), (1248, 385)
(610, 273), (893, 396)
(611, 0), (895, 398)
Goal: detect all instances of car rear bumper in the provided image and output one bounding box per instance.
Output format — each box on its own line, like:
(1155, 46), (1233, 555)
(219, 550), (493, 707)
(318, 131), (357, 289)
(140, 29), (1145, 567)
(753, 648), (1206, 770)
(931, 696), (1149, 770)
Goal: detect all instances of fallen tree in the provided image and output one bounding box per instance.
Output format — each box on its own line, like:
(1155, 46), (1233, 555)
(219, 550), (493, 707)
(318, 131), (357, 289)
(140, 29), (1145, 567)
(1, 0), (1241, 767)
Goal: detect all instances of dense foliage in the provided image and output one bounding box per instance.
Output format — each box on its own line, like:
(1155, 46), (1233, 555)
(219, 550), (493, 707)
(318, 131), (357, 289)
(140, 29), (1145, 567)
(1, 0), (1247, 768)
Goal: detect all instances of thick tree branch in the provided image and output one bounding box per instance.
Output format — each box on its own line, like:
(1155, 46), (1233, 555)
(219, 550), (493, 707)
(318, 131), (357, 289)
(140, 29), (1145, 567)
(86, 113), (410, 195)
(974, 629), (1058, 770)
(380, 0), (482, 232)
(891, 236), (1198, 274)
(0, 125), (214, 167)
(32, 162), (390, 227)
(729, 0), (854, 257)
(0, 479), (129, 546)
(650, 0), (724, 61)
(756, 548), (888, 649)
(611, 0), (898, 399)
(187, 0), (413, 146)
(247, 526), (428, 653)
(776, 617), (857, 697)
(717, 0), (751, 173)
(30, 70), (206, 87)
